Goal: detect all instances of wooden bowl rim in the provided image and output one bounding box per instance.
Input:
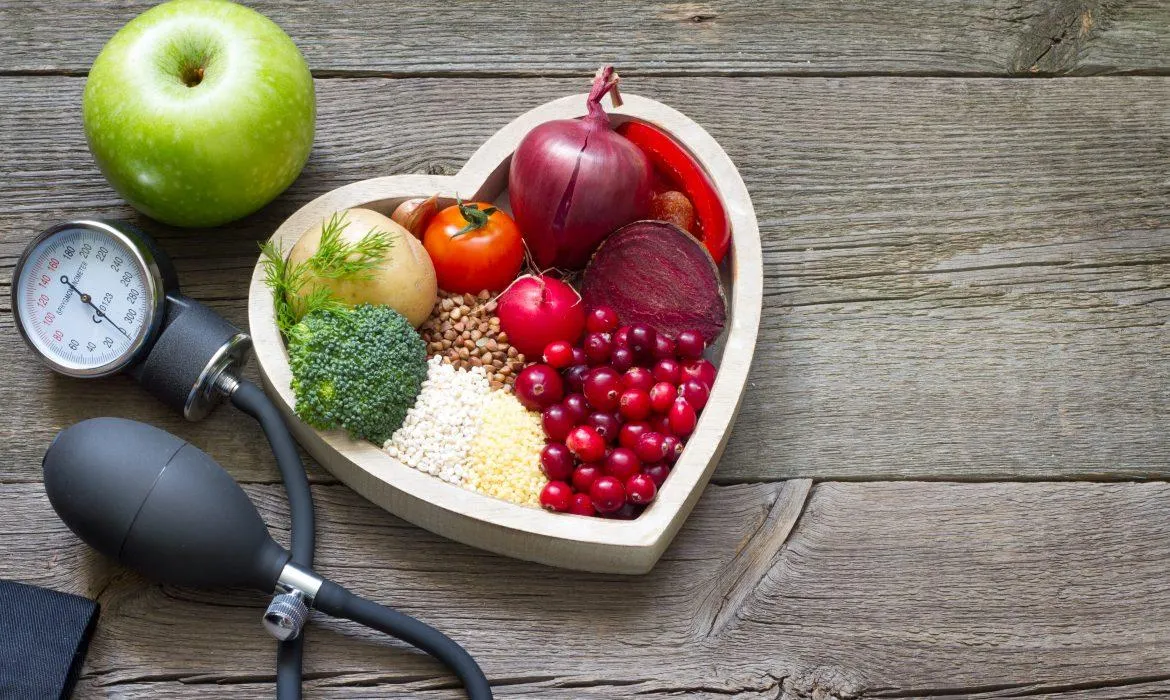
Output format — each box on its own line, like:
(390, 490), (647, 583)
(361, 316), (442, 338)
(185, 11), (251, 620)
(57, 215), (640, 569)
(247, 93), (762, 569)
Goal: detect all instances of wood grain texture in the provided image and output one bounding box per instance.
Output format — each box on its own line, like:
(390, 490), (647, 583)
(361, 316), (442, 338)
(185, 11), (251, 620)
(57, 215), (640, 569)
(5, 480), (1170, 698)
(2, 75), (1165, 482)
(1, 0), (1168, 77)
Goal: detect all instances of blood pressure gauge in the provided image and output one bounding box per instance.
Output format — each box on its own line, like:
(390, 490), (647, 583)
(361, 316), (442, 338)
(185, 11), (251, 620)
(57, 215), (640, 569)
(13, 221), (171, 378)
(13, 220), (250, 419)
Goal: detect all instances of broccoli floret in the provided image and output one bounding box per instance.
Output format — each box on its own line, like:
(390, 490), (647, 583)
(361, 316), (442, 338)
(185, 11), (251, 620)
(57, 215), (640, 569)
(287, 304), (428, 445)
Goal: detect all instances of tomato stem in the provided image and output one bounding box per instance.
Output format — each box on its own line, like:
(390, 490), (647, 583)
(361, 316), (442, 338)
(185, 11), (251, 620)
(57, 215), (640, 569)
(452, 197), (498, 237)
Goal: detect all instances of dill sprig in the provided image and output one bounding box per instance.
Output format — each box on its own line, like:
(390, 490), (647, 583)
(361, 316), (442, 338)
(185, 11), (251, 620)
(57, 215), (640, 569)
(307, 211), (393, 280)
(260, 211), (394, 336)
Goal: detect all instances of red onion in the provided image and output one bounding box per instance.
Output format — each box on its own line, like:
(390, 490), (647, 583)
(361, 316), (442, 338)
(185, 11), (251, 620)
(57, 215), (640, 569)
(508, 66), (654, 270)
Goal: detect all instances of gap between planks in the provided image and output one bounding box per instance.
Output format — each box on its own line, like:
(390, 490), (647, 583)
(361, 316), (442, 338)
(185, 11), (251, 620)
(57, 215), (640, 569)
(4, 69), (1170, 80)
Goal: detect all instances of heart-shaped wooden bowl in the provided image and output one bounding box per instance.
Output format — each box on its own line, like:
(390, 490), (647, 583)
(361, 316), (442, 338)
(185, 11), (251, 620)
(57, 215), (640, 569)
(248, 93), (760, 574)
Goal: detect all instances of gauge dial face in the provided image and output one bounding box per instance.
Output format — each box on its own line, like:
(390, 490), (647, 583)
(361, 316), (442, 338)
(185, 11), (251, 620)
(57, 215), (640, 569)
(14, 225), (156, 376)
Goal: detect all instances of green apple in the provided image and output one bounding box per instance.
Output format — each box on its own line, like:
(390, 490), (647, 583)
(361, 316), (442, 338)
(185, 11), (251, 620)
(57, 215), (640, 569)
(83, 0), (315, 227)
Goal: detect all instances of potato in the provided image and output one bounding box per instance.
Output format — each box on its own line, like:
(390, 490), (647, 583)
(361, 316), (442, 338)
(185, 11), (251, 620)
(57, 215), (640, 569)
(288, 207), (437, 327)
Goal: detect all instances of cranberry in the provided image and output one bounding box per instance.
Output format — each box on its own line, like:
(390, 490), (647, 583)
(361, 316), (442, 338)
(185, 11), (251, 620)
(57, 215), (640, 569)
(618, 421), (651, 450)
(562, 393), (590, 424)
(610, 347), (635, 373)
(583, 366), (622, 411)
(540, 442), (575, 480)
(589, 476), (626, 514)
(541, 404), (575, 441)
(653, 333), (676, 359)
(675, 330), (706, 360)
(626, 324), (657, 360)
(634, 431), (669, 463)
(661, 434), (683, 464)
(542, 340), (576, 369)
(648, 382), (676, 414)
(583, 332), (613, 365)
(681, 359), (717, 387)
(587, 411), (622, 444)
(651, 413), (674, 436)
(585, 306), (619, 334)
(652, 358), (682, 384)
(668, 398), (697, 437)
(514, 364), (564, 410)
(568, 492), (596, 517)
(618, 388), (652, 421)
(571, 463), (603, 493)
(643, 462), (671, 487)
(563, 364), (590, 393)
(570, 347), (589, 366)
(621, 367), (655, 393)
(625, 473), (658, 505)
(606, 502), (642, 520)
(566, 425), (607, 462)
(678, 379), (710, 412)
(539, 481), (573, 512)
(613, 325), (632, 349)
(605, 447), (642, 480)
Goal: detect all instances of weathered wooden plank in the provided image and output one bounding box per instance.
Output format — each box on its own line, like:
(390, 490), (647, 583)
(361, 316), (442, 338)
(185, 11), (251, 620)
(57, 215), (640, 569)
(6, 480), (1170, 697)
(1, 0), (1168, 77)
(1, 75), (1166, 482)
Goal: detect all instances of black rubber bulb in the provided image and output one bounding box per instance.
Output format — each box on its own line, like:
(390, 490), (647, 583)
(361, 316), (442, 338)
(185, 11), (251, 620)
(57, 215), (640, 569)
(42, 417), (289, 591)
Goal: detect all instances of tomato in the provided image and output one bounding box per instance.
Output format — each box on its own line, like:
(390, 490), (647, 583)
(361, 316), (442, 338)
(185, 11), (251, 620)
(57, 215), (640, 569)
(422, 200), (524, 294)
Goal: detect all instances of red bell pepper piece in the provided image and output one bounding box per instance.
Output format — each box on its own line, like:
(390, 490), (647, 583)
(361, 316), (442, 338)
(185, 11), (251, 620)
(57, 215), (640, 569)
(617, 121), (730, 264)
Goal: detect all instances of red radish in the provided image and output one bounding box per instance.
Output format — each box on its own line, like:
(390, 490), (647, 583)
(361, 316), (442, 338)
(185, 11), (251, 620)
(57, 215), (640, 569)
(581, 221), (727, 342)
(514, 364), (564, 410)
(508, 66), (653, 269)
(497, 275), (585, 357)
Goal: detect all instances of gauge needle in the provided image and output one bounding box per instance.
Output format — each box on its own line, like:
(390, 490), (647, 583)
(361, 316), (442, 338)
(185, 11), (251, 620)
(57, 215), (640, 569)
(60, 275), (131, 340)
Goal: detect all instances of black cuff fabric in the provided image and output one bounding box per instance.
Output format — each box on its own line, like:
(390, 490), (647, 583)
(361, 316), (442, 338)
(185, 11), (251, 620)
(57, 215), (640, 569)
(0, 580), (100, 700)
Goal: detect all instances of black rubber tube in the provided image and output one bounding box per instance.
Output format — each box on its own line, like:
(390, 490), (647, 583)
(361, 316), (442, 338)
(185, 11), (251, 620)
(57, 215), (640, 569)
(314, 579), (493, 699)
(231, 380), (315, 700)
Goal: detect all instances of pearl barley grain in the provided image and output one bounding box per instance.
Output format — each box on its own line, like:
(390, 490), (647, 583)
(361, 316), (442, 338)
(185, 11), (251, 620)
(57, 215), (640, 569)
(384, 356), (492, 484)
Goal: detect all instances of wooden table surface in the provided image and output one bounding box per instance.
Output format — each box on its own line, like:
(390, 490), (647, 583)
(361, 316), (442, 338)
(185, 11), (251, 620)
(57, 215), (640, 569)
(3, 2), (1169, 698)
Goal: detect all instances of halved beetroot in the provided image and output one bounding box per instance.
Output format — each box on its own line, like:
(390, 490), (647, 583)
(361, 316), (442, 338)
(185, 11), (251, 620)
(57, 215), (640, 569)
(581, 221), (727, 342)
